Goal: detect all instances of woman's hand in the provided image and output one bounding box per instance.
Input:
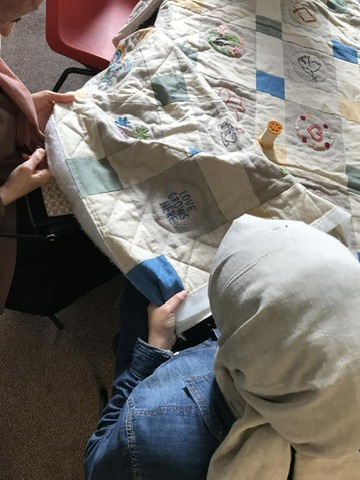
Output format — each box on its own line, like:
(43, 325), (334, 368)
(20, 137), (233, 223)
(0, 148), (53, 207)
(147, 291), (188, 350)
(32, 90), (75, 132)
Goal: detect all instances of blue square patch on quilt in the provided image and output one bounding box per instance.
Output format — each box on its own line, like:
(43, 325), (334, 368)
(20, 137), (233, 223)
(127, 255), (184, 305)
(256, 16), (282, 39)
(151, 74), (190, 106)
(66, 157), (123, 197)
(332, 40), (358, 64)
(256, 70), (285, 99)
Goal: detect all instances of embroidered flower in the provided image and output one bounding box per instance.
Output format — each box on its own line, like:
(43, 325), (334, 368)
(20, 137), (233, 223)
(208, 26), (244, 58)
(134, 126), (149, 140)
(233, 46), (242, 56)
(115, 116), (131, 128)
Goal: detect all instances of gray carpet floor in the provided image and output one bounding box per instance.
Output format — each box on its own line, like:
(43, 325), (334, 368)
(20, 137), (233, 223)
(1, 2), (124, 478)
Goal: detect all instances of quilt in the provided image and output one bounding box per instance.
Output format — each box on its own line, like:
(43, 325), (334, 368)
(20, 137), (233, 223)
(131, 0), (360, 246)
(45, 0), (357, 332)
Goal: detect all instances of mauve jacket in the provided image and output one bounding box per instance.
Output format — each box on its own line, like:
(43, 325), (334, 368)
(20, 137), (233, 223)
(0, 57), (43, 313)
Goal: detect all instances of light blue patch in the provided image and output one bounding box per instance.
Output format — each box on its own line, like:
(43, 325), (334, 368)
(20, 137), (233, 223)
(256, 16), (282, 39)
(151, 74), (189, 106)
(346, 165), (360, 194)
(127, 255), (184, 306)
(357, 252), (360, 262)
(327, 0), (349, 13)
(332, 40), (358, 64)
(179, 45), (198, 63)
(256, 70), (285, 99)
(189, 147), (201, 155)
(66, 157), (123, 197)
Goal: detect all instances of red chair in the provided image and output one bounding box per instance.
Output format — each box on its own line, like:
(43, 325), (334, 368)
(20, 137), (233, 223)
(46, 0), (139, 91)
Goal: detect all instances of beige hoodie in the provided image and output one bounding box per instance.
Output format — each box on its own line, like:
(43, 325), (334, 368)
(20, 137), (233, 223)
(208, 215), (360, 479)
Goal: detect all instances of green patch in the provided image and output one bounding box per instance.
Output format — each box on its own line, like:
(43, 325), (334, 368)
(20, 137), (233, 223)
(178, 45), (198, 63)
(346, 165), (360, 194)
(256, 16), (282, 40)
(134, 126), (149, 140)
(151, 74), (189, 106)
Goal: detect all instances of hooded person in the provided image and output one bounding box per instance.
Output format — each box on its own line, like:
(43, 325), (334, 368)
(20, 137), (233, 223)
(84, 214), (360, 480)
(207, 214), (360, 479)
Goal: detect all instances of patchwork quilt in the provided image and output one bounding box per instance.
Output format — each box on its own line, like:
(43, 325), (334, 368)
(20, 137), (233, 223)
(46, 0), (358, 332)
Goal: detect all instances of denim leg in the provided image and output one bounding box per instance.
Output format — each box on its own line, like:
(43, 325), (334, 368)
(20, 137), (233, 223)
(124, 343), (228, 480)
(114, 280), (150, 375)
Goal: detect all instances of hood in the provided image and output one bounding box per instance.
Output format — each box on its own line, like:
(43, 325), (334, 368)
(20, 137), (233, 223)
(207, 214), (360, 478)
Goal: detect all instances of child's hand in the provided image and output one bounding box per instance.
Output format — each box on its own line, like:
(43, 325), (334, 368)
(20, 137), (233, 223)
(147, 291), (187, 350)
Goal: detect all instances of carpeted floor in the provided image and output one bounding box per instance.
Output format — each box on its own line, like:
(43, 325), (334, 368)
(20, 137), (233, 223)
(1, 2), (124, 479)
(0, 276), (123, 480)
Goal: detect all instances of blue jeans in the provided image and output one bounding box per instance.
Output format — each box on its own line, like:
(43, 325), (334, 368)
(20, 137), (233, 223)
(114, 280), (217, 373)
(84, 338), (235, 479)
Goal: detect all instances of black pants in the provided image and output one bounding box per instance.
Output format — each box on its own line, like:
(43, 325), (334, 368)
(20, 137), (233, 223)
(6, 194), (120, 315)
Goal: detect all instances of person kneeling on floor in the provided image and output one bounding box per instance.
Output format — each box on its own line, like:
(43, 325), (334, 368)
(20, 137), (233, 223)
(85, 215), (360, 480)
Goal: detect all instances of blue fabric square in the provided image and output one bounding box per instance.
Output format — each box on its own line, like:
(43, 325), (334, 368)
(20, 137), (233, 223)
(127, 255), (184, 306)
(256, 70), (285, 99)
(332, 40), (358, 64)
(189, 147), (201, 155)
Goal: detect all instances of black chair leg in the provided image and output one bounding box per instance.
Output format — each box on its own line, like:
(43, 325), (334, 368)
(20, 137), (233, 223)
(53, 66), (100, 92)
(47, 313), (64, 330)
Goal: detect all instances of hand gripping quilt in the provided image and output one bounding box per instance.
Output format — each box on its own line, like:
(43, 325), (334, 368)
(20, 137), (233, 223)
(45, 28), (349, 332)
